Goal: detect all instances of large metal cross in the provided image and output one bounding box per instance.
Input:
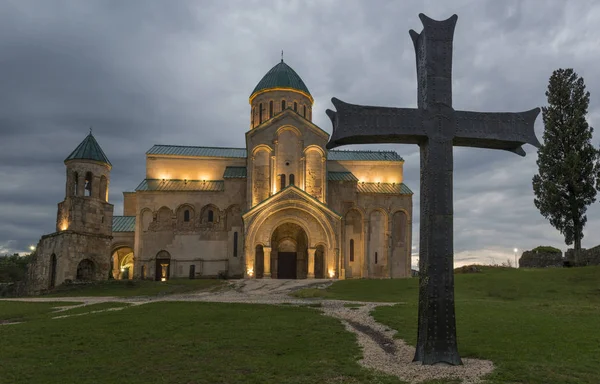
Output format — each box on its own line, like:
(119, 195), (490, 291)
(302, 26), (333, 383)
(326, 14), (541, 365)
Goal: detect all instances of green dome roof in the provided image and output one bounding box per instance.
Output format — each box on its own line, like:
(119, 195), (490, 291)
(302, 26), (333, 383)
(65, 132), (111, 166)
(250, 60), (312, 101)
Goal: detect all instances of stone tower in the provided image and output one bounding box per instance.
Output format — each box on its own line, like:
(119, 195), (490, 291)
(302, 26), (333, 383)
(25, 132), (114, 294)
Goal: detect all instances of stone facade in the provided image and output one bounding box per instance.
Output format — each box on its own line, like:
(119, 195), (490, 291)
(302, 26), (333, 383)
(26, 153), (114, 294)
(26, 60), (414, 293)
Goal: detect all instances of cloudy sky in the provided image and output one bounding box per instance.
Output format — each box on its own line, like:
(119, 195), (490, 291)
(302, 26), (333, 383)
(2, 0), (599, 267)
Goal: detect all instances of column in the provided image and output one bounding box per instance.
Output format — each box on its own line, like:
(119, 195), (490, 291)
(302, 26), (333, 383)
(362, 219), (369, 278)
(307, 247), (316, 278)
(321, 156), (327, 203)
(77, 173), (86, 196)
(263, 246), (272, 278)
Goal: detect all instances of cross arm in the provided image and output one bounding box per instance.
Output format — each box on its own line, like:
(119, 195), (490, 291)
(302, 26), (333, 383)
(453, 108), (541, 156)
(325, 97), (424, 149)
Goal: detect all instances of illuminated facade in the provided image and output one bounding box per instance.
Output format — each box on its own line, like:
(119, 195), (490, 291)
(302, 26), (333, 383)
(27, 60), (414, 293)
(113, 59), (414, 280)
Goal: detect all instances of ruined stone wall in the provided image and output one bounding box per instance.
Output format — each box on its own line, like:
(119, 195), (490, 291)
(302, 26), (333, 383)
(25, 231), (112, 294)
(566, 246), (600, 266)
(519, 250), (564, 268)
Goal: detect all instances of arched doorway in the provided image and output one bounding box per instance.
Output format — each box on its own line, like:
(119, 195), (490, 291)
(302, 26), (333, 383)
(271, 223), (308, 279)
(76, 259), (95, 281)
(110, 246), (134, 280)
(155, 250), (171, 281)
(49, 254), (57, 288)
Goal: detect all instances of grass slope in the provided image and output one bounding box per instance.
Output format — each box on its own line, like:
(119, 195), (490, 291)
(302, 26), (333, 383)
(319, 266), (600, 384)
(0, 302), (402, 384)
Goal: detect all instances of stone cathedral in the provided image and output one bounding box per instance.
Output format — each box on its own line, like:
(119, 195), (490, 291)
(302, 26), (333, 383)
(26, 59), (413, 293)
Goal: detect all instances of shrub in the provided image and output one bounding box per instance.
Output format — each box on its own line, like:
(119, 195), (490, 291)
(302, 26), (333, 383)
(532, 246), (562, 253)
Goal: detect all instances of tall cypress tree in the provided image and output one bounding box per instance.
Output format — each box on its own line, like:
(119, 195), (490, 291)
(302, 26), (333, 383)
(533, 68), (599, 263)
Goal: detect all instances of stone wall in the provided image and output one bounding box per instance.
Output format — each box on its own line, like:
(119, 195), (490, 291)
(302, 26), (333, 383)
(25, 231), (112, 295)
(519, 249), (564, 268)
(566, 246), (600, 266)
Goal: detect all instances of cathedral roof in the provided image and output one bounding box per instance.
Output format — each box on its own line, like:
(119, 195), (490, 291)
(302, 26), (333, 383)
(65, 132), (112, 166)
(357, 182), (413, 195)
(250, 60), (312, 102)
(147, 145), (403, 162)
(135, 179), (225, 192)
(112, 216), (136, 232)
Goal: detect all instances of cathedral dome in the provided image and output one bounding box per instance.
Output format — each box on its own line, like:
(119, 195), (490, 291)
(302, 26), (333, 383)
(250, 59), (313, 103)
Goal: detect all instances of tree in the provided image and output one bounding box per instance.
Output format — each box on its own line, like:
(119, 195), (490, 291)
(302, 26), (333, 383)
(533, 68), (600, 263)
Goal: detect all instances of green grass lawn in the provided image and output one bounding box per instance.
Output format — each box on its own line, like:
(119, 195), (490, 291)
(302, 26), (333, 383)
(0, 301), (81, 323)
(43, 278), (224, 297)
(0, 302), (402, 384)
(309, 266), (600, 384)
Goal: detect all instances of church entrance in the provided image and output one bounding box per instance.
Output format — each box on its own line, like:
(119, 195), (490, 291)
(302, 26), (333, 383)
(277, 252), (297, 279)
(270, 222), (308, 279)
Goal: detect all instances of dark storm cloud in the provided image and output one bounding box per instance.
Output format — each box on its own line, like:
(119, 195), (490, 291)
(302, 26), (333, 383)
(2, 0), (600, 267)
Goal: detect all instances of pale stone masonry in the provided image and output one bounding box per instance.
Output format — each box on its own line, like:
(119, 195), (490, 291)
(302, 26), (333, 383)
(26, 59), (414, 293)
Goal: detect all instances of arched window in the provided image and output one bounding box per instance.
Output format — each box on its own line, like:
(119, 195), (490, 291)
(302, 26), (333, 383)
(259, 103), (263, 124)
(280, 174), (286, 190)
(233, 232), (238, 257)
(350, 239), (355, 262)
(84, 172), (93, 197)
(375, 252), (378, 264)
(281, 99), (286, 111)
(208, 210), (214, 223)
(303, 105), (306, 118)
(269, 100), (273, 118)
(251, 107), (255, 127)
(294, 101), (297, 112)
(184, 210), (190, 222)
(73, 172), (79, 196)
(289, 174), (295, 185)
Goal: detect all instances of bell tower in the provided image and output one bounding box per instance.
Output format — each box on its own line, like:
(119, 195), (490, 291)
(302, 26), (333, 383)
(25, 131), (114, 294)
(58, 132), (113, 235)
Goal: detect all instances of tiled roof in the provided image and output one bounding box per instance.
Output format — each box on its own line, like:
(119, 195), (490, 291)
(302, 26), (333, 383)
(65, 133), (111, 165)
(223, 166), (247, 179)
(357, 182), (413, 195)
(135, 179), (225, 192)
(112, 216), (135, 232)
(328, 150), (403, 162)
(146, 145), (403, 162)
(328, 171), (358, 181)
(146, 145), (247, 158)
(251, 60), (311, 98)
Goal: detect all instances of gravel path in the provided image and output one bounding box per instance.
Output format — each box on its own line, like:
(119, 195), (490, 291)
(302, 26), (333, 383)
(2, 279), (494, 383)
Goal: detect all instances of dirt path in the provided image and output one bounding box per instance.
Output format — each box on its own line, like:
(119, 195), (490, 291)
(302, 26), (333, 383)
(2, 279), (494, 383)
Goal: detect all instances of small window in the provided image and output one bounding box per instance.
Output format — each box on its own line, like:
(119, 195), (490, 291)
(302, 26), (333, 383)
(269, 100), (273, 118)
(84, 172), (93, 197)
(73, 172), (79, 196)
(294, 101), (297, 112)
(281, 100), (286, 110)
(375, 252), (378, 264)
(184, 210), (190, 222)
(208, 210), (214, 223)
(251, 107), (255, 126)
(350, 239), (355, 262)
(280, 174), (286, 190)
(289, 174), (295, 185)
(259, 103), (263, 124)
(303, 105), (306, 118)
(233, 232), (238, 257)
